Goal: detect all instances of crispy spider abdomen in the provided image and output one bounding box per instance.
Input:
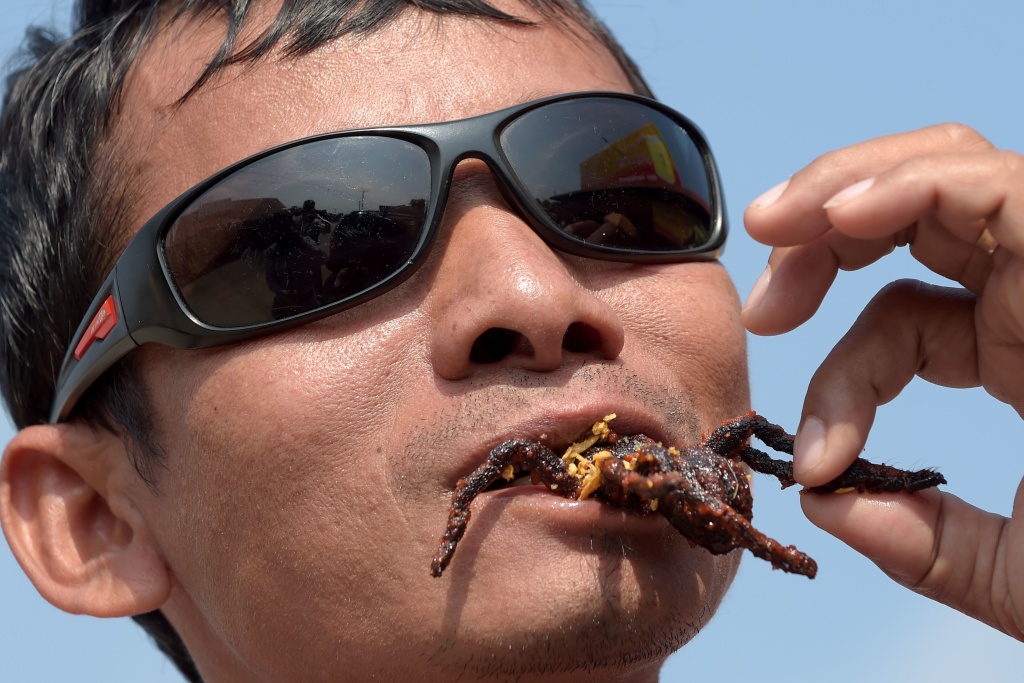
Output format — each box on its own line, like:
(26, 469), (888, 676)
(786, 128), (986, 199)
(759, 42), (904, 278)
(599, 440), (754, 517)
(430, 439), (581, 577)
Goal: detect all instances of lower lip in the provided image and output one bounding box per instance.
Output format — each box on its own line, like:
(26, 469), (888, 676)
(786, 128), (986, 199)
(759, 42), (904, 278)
(477, 485), (667, 532)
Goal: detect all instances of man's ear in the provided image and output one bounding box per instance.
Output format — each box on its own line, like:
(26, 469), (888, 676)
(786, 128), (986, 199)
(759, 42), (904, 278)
(0, 422), (170, 617)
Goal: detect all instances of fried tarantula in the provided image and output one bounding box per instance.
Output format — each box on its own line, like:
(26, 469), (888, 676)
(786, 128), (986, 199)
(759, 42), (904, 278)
(431, 412), (946, 579)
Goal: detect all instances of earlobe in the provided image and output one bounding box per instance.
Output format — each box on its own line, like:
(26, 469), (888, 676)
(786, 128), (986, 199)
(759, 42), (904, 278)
(0, 423), (170, 617)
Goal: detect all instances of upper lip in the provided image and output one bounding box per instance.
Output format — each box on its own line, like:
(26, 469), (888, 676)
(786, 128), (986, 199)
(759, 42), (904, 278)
(445, 402), (674, 488)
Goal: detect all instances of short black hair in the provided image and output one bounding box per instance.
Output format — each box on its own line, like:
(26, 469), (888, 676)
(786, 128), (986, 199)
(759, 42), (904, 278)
(0, 1), (649, 679)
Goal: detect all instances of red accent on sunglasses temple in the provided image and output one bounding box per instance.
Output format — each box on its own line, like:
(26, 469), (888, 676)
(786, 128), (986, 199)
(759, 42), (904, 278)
(73, 295), (118, 360)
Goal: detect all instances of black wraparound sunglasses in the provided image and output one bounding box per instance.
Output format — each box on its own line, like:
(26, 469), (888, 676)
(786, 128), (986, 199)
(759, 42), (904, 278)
(50, 91), (727, 422)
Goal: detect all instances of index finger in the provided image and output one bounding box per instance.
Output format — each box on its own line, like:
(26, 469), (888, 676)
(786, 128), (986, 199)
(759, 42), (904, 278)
(745, 123), (993, 247)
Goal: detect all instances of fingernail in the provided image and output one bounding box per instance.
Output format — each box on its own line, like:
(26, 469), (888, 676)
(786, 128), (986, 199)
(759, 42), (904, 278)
(750, 179), (790, 209)
(742, 266), (771, 313)
(823, 177), (875, 208)
(794, 415), (826, 477)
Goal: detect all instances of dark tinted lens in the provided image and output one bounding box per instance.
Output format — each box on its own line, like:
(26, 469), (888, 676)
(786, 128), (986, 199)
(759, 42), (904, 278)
(163, 137), (430, 328)
(500, 98), (713, 253)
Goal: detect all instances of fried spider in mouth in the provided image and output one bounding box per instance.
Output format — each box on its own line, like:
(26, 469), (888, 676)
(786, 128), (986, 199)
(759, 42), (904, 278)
(431, 412), (946, 579)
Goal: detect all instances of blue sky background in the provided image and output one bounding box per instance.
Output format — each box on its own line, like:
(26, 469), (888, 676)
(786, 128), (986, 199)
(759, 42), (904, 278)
(2, 1), (1023, 680)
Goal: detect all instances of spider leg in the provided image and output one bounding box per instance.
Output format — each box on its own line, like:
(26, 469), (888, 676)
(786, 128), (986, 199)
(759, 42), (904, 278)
(700, 413), (798, 488)
(678, 497), (818, 578)
(705, 413), (946, 494)
(701, 412), (794, 457)
(806, 459), (947, 494)
(431, 439), (575, 577)
(598, 456), (817, 577)
(732, 445), (796, 488)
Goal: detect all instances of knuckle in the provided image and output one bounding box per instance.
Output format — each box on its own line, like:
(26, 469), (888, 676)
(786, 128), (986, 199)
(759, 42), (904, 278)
(839, 280), (927, 343)
(995, 149), (1024, 176)
(860, 280), (970, 329)
(802, 147), (846, 178)
(930, 122), (992, 152)
(796, 123), (994, 183)
(867, 279), (929, 311)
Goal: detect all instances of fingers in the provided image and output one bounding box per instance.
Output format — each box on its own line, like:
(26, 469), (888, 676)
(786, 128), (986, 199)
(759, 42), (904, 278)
(976, 253), (1024, 409)
(790, 278), (1024, 639)
(800, 487), (1024, 640)
(792, 281), (979, 487)
(743, 232), (897, 336)
(746, 123), (993, 247)
(743, 124), (1007, 336)
(743, 122), (1024, 642)
(823, 149), (1024, 257)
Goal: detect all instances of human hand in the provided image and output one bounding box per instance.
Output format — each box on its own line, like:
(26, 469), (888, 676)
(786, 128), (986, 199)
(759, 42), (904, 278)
(742, 123), (1024, 639)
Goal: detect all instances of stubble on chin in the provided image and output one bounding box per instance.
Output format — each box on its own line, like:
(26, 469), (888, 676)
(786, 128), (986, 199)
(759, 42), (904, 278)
(423, 527), (734, 681)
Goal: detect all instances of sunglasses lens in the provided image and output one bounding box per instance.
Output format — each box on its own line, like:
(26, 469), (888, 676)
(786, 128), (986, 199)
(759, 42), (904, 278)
(164, 137), (430, 328)
(500, 98), (715, 254)
(162, 98), (713, 329)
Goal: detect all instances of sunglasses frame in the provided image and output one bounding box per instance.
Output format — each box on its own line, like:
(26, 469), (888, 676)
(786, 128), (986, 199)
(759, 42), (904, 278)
(50, 91), (727, 423)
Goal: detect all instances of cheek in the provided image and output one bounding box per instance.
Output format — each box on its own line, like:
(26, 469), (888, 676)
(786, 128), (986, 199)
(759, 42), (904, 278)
(141, 315), (434, 645)
(613, 263), (750, 423)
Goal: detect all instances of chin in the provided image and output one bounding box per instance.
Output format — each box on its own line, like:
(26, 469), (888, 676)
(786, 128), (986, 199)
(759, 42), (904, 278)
(424, 527), (740, 677)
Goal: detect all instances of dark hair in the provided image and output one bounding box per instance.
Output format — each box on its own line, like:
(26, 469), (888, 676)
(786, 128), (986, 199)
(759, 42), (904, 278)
(0, 1), (650, 680)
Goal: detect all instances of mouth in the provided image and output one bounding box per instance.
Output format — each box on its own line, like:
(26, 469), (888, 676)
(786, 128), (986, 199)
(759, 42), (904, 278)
(430, 411), (675, 578)
(454, 410), (671, 491)
(475, 412), (667, 495)
(477, 411), (679, 501)
(482, 469), (540, 492)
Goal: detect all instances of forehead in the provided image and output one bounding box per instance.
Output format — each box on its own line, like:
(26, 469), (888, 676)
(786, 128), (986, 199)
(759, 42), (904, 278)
(115, 4), (634, 230)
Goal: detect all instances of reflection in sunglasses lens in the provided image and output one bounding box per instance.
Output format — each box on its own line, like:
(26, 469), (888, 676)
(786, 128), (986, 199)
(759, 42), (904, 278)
(500, 99), (712, 252)
(164, 137), (430, 328)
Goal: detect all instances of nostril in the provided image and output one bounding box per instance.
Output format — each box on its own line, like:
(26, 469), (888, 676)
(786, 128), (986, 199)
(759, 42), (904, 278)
(471, 327), (522, 364)
(562, 322), (602, 354)
(467, 322), (611, 367)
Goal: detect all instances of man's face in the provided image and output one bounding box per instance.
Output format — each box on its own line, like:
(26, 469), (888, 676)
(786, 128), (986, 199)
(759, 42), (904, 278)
(115, 4), (749, 680)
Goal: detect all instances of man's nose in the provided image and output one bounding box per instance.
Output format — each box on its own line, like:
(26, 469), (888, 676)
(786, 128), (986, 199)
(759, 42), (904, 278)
(427, 164), (626, 381)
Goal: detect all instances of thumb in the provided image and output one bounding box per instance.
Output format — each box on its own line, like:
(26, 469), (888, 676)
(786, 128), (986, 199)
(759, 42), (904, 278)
(801, 487), (1024, 640)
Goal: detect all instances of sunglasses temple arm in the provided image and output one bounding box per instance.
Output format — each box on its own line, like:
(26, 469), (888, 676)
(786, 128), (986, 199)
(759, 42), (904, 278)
(49, 273), (139, 423)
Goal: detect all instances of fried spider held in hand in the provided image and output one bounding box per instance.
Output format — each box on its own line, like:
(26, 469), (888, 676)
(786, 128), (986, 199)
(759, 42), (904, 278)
(431, 412), (946, 579)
